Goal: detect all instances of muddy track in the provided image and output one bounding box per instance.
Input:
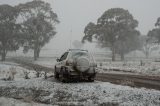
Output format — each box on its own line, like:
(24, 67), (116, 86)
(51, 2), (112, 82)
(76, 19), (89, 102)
(11, 58), (160, 90)
(96, 73), (160, 90)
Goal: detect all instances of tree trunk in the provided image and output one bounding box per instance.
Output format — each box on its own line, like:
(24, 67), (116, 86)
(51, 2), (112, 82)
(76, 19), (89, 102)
(34, 49), (37, 61)
(37, 48), (40, 58)
(112, 47), (116, 61)
(1, 49), (6, 61)
(34, 40), (40, 61)
(145, 51), (149, 59)
(34, 49), (38, 61)
(34, 46), (38, 61)
(120, 41), (125, 61)
(121, 52), (125, 61)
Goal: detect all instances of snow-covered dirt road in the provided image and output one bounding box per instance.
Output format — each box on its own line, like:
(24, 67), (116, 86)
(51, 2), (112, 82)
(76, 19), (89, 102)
(0, 97), (52, 106)
(0, 78), (160, 106)
(11, 58), (160, 90)
(98, 61), (160, 76)
(0, 61), (160, 105)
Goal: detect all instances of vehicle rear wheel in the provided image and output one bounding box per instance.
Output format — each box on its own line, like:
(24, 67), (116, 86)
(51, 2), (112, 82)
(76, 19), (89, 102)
(54, 68), (59, 79)
(54, 72), (59, 79)
(59, 74), (67, 83)
(88, 76), (94, 82)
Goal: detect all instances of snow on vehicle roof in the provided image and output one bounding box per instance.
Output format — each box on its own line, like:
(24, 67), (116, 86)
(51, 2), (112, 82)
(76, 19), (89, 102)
(68, 49), (88, 52)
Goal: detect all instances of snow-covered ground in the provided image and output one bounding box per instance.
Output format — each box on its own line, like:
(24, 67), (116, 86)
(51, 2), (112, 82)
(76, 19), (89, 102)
(0, 61), (51, 81)
(0, 61), (160, 105)
(0, 77), (160, 106)
(32, 57), (160, 76)
(0, 97), (52, 106)
(98, 61), (160, 76)
(33, 57), (56, 68)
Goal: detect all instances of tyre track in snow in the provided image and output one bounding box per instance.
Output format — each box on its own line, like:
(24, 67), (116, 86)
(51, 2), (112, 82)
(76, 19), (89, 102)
(11, 58), (160, 90)
(96, 73), (160, 90)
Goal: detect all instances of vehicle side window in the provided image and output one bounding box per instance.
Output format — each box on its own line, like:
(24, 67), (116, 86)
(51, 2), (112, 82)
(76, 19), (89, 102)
(59, 52), (68, 61)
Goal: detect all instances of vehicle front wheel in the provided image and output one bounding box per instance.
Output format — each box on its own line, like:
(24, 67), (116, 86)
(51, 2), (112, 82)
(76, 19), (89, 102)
(54, 72), (59, 79)
(54, 68), (59, 79)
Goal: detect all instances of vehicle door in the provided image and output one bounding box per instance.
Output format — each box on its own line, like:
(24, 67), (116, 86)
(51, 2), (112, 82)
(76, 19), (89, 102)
(56, 52), (69, 71)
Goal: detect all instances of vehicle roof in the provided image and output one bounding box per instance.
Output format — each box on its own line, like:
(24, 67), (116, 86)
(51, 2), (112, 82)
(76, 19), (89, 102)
(67, 49), (88, 52)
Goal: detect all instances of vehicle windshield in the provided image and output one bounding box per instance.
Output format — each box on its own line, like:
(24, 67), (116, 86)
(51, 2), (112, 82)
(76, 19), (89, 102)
(71, 51), (94, 61)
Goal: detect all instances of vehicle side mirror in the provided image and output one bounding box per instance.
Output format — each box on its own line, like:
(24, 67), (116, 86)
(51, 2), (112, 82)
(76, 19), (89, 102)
(56, 58), (60, 62)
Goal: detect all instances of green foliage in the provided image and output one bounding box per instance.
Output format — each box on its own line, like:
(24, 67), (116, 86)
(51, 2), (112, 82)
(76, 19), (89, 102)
(0, 5), (21, 61)
(115, 30), (141, 54)
(148, 22), (160, 43)
(83, 22), (97, 43)
(143, 17), (160, 58)
(155, 17), (160, 27)
(82, 8), (140, 61)
(17, 0), (59, 60)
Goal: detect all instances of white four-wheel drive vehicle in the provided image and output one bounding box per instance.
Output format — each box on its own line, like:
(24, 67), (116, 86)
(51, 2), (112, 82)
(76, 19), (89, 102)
(54, 49), (97, 82)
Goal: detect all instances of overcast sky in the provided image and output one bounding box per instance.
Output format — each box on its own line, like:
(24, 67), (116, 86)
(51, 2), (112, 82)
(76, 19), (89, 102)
(0, 0), (160, 52)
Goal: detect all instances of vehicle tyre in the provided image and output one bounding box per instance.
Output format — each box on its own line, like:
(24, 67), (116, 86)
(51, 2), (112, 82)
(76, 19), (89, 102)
(54, 67), (59, 79)
(59, 67), (68, 83)
(88, 76), (94, 82)
(59, 74), (67, 83)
